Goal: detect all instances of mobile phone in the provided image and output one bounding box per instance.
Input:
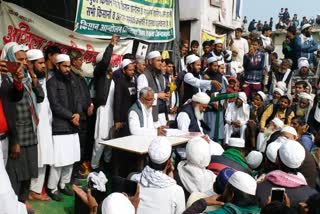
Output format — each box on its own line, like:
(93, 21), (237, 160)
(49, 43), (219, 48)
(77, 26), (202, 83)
(271, 187), (285, 202)
(112, 176), (137, 197)
(5, 61), (20, 73)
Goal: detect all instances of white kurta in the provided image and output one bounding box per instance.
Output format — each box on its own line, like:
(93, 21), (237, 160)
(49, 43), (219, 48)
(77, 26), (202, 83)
(183, 73), (212, 92)
(37, 79), (54, 167)
(52, 133), (80, 167)
(128, 101), (157, 136)
(176, 112), (203, 133)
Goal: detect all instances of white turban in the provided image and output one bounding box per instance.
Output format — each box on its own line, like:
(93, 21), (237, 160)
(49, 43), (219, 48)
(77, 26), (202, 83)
(186, 54), (200, 65)
(207, 56), (218, 64)
(147, 51), (161, 60)
(238, 92), (247, 103)
(279, 140), (306, 169)
(26, 49), (44, 61)
(298, 92), (313, 102)
(12, 44), (27, 54)
(217, 60), (224, 66)
(101, 193), (135, 214)
(148, 137), (172, 164)
(121, 59), (133, 69)
(192, 92), (210, 104)
(228, 171), (257, 195)
(298, 57), (309, 70)
(271, 118), (284, 129)
(266, 142), (282, 163)
(186, 137), (211, 168)
(257, 91), (267, 102)
(246, 151), (263, 169)
(214, 39), (223, 45)
(276, 81), (287, 93)
(228, 138), (245, 148)
(281, 126), (297, 137)
(273, 88), (285, 96)
(301, 23), (312, 31)
(0, 42), (18, 60)
(55, 54), (70, 64)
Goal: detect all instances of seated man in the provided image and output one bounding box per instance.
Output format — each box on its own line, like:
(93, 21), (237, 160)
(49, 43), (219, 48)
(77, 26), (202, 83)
(176, 91), (224, 156)
(260, 95), (295, 131)
(128, 87), (166, 136)
(131, 137), (185, 214)
(224, 92), (250, 144)
(257, 140), (317, 209)
(208, 138), (251, 175)
(293, 92), (313, 121)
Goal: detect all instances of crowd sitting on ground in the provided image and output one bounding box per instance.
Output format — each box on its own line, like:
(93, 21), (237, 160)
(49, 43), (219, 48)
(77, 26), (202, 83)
(1, 24), (320, 214)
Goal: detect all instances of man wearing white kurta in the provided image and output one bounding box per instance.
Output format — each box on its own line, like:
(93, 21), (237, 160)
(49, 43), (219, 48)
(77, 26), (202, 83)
(137, 51), (169, 127)
(176, 92), (224, 156)
(46, 54), (81, 201)
(129, 87), (166, 136)
(224, 92), (250, 144)
(26, 49), (54, 201)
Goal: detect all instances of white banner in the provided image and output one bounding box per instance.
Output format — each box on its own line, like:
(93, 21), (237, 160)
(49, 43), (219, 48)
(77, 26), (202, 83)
(0, 1), (134, 76)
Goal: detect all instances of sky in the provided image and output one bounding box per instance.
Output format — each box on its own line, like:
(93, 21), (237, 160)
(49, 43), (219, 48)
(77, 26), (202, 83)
(243, 0), (319, 24)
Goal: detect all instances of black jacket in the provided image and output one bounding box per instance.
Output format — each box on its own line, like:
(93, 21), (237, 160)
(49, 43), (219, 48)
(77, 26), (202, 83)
(72, 71), (91, 120)
(94, 44), (114, 108)
(47, 71), (82, 135)
(0, 74), (24, 145)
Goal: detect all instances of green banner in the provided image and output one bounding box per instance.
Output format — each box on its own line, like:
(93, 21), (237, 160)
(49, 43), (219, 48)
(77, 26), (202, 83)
(74, 0), (175, 42)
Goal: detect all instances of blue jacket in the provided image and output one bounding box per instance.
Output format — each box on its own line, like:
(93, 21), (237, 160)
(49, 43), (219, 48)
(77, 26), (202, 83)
(297, 35), (318, 66)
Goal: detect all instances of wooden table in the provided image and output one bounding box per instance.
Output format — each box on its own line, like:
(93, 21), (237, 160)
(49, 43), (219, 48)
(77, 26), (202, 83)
(99, 135), (189, 155)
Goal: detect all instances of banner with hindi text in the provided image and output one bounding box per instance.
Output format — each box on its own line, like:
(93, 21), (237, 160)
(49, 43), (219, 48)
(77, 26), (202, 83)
(74, 0), (175, 42)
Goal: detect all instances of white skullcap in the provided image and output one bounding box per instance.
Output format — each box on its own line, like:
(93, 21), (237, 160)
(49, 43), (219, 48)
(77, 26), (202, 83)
(121, 59), (133, 69)
(228, 138), (245, 148)
(256, 91), (267, 102)
(101, 193), (135, 214)
(207, 56), (218, 64)
(301, 23), (312, 31)
(147, 51), (161, 60)
(276, 81), (287, 92)
(273, 88), (285, 96)
(0, 42), (18, 60)
(298, 57), (309, 69)
(21, 45), (29, 51)
(214, 39), (223, 45)
(298, 92), (313, 101)
(26, 49), (44, 61)
(56, 54), (70, 64)
(281, 126), (297, 137)
(246, 151), (263, 169)
(186, 137), (211, 168)
(228, 171), (257, 195)
(148, 137), (172, 164)
(96, 52), (104, 64)
(266, 142), (282, 163)
(217, 60), (224, 66)
(279, 140), (306, 169)
(192, 92), (210, 104)
(238, 92), (247, 103)
(186, 54), (200, 65)
(271, 118), (284, 129)
(12, 44), (27, 54)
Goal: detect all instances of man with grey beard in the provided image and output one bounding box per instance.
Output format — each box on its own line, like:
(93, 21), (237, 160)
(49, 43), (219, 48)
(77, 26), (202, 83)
(176, 92), (210, 133)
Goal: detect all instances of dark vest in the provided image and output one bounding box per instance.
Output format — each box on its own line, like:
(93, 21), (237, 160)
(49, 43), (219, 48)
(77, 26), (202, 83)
(266, 104), (293, 125)
(143, 67), (165, 122)
(182, 72), (201, 104)
(176, 103), (201, 132)
(129, 101), (144, 127)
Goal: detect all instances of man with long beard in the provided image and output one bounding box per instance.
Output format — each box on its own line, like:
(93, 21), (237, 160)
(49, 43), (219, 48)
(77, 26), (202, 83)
(269, 59), (294, 94)
(224, 92), (250, 145)
(298, 23), (318, 68)
(293, 92), (313, 121)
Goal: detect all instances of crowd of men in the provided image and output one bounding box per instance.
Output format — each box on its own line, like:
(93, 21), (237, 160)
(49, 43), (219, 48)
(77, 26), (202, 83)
(1, 22), (320, 214)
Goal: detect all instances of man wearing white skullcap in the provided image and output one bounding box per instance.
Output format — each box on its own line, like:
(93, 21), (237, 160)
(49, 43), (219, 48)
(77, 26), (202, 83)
(298, 23), (318, 68)
(176, 92), (210, 133)
(137, 49), (169, 126)
(224, 92), (250, 144)
(5, 44), (45, 208)
(176, 137), (217, 198)
(91, 34), (117, 171)
(46, 53), (82, 201)
(26, 49), (54, 201)
(210, 39), (232, 64)
(257, 140), (317, 208)
(102, 192), (135, 214)
(246, 151), (263, 170)
(182, 54), (222, 103)
(131, 137), (185, 214)
(293, 92), (313, 120)
(272, 87), (284, 104)
(280, 125), (298, 140)
(260, 94), (295, 131)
